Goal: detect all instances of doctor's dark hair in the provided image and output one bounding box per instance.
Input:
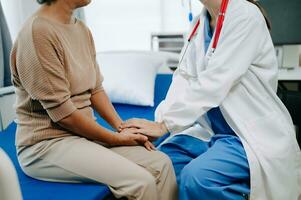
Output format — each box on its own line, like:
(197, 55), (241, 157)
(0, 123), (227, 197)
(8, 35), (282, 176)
(246, 0), (271, 30)
(36, 0), (56, 5)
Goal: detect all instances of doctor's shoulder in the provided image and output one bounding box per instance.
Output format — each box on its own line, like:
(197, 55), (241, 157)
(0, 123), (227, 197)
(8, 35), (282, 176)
(220, 0), (270, 39)
(247, 1), (271, 26)
(242, 0), (271, 30)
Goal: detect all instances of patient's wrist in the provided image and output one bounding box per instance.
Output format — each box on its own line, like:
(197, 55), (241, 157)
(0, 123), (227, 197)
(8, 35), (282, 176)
(114, 119), (123, 132)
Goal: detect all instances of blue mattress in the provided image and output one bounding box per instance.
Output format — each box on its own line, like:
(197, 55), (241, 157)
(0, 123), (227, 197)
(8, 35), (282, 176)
(0, 74), (172, 200)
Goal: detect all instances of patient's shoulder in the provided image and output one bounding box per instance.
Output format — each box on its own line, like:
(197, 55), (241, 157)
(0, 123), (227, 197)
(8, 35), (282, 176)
(75, 18), (93, 37)
(12, 17), (57, 54)
(31, 16), (59, 40)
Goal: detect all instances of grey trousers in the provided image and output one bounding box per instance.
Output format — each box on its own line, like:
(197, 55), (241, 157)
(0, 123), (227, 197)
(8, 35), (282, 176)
(17, 136), (178, 200)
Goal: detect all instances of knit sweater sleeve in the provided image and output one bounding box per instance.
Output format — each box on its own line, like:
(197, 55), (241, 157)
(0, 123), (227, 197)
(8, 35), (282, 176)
(17, 19), (77, 122)
(86, 28), (104, 95)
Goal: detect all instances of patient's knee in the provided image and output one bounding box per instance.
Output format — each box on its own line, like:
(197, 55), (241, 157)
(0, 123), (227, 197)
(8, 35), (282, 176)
(133, 172), (157, 200)
(149, 151), (174, 180)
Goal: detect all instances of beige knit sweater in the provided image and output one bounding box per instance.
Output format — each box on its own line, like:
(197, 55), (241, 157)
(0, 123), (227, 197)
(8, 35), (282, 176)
(10, 16), (104, 146)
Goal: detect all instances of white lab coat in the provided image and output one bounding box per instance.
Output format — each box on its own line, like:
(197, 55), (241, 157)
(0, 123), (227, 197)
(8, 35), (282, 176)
(155, 0), (301, 199)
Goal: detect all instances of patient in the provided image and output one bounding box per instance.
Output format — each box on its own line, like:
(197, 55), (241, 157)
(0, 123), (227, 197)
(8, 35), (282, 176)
(10, 0), (177, 199)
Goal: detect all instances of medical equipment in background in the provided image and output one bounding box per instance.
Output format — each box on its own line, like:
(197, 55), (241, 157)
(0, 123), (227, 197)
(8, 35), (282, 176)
(152, 0), (192, 58)
(188, 0), (193, 22)
(151, 33), (184, 70)
(152, 0), (230, 71)
(151, 33), (184, 54)
(151, 0), (200, 70)
(260, 0), (301, 69)
(181, 0), (194, 22)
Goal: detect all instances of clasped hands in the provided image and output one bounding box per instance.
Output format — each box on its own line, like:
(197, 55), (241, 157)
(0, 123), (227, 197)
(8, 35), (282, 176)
(117, 118), (168, 151)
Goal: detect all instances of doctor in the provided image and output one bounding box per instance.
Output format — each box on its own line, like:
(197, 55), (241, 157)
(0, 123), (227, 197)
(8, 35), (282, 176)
(121, 0), (301, 199)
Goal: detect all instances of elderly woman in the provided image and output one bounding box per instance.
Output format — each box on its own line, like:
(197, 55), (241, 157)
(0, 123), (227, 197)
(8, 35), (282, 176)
(10, 0), (177, 199)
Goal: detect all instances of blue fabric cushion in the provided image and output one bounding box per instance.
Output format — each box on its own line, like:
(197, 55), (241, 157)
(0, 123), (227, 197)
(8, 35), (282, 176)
(0, 74), (172, 200)
(0, 123), (112, 200)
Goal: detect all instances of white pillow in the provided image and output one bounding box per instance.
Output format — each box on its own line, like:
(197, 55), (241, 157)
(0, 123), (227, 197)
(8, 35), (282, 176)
(96, 51), (170, 107)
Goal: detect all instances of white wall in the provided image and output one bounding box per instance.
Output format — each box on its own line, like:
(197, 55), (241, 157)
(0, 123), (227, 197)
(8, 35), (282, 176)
(85, 0), (161, 52)
(161, 0), (203, 33)
(1, 0), (39, 40)
(1, 0), (204, 51)
(85, 0), (203, 52)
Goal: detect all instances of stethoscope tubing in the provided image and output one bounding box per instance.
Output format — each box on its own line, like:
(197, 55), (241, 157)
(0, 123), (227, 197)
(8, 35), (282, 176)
(178, 0), (230, 71)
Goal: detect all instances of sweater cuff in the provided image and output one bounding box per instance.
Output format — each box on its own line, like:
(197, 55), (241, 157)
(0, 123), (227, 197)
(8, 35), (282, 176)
(46, 99), (77, 122)
(91, 85), (104, 95)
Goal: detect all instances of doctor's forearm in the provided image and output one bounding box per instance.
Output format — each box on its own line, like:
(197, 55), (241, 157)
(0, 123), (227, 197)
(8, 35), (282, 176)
(90, 91), (123, 130)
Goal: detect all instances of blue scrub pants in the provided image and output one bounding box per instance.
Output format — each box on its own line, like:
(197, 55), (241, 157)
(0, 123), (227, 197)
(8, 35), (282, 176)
(158, 134), (250, 200)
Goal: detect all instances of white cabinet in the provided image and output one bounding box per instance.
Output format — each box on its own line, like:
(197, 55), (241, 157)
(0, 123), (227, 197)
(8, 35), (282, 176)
(151, 33), (184, 69)
(151, 32), (184, 53)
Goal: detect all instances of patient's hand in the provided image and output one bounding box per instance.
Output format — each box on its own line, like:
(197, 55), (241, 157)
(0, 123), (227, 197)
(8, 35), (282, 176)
(120, 118), (168, 139)
(119, 128), (156, 151)
(115, 129), (147, 146)
(143, 140), (156, 151)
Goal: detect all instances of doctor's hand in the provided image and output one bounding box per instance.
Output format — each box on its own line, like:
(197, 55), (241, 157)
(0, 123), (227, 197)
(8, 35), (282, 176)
(119, 118), (168, 139)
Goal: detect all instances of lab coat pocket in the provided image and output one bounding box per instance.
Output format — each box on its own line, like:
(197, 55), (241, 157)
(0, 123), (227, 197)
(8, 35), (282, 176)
(178, 43), (198, 79)
(246, 112), (293, 157)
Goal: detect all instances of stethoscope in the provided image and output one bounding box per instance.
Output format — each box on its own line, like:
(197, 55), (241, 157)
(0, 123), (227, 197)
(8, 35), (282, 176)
(178, 0), (230, 78)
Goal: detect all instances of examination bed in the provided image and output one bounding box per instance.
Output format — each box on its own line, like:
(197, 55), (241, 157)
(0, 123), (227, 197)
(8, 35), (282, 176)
(0, 74), (172, 200)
